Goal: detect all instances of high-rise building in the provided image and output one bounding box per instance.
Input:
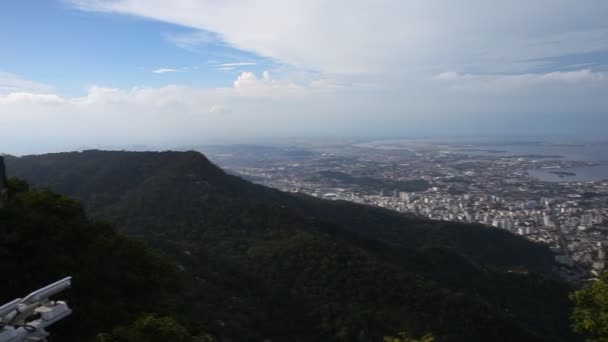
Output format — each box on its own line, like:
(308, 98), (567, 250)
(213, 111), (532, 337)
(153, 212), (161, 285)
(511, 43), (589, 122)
(598, 242), (606, 261)
(582, 214), (594, 227)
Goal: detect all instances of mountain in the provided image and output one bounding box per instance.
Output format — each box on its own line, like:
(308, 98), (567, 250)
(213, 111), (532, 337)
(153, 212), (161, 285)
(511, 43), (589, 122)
(5, 150), (577, 341)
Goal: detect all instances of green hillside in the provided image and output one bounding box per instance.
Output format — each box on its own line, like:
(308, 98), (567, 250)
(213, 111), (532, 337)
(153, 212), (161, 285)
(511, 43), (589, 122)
(0, 178), (204, 341)
(5, 150), (577, 341)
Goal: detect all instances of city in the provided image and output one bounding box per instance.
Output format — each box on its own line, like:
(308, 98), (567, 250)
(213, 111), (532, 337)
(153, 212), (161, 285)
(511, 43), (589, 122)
(202, 140), (608, 281)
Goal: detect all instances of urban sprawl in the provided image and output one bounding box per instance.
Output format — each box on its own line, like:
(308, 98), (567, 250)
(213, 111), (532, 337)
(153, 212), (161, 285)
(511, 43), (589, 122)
(205, 142), (608, 281)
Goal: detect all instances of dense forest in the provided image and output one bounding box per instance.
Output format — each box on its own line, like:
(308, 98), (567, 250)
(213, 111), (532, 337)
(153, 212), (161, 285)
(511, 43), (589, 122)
(3, 150), (580, 341)
(0, 178), (209, 341)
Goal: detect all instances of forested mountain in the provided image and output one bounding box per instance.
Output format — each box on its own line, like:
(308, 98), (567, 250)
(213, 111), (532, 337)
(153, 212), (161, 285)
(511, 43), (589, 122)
(0, 178), (207, 341)
(4, 151), (577, 341)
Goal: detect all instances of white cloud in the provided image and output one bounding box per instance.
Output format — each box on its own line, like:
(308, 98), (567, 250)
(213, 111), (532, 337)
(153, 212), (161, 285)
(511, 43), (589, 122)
(0, 92), (64, 105)
(433, 72), (461, 81)
(1, 65), (607, 155)
(209, 104), (230, 115)
(153, 68), (182, 74)
(230, 71), (302, 97)
(68, 0), (608, 75)
(0, 71), (322, 107)
(0, 71), (55, 94)
(233, 71), (258, 88)
(218, 62), (257, 67)
(434, 69), (608, 92)
(164, 30), (219, 50)
(0, 70), (352, 154)
(539, 69), (608, 82)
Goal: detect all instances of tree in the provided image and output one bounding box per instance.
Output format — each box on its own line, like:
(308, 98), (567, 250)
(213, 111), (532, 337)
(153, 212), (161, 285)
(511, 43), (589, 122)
(383, 332), (435, 342)
(95, 314), (215, 342)
(571, 272), (608, 341)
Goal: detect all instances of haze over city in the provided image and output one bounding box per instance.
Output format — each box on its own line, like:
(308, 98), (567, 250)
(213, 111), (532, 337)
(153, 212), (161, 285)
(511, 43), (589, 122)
(1, 1), (608, 154)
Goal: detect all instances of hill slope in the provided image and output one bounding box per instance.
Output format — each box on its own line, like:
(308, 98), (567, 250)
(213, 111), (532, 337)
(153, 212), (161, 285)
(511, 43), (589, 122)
(5, 150), (576, 341)
(0, 179), (193, 341)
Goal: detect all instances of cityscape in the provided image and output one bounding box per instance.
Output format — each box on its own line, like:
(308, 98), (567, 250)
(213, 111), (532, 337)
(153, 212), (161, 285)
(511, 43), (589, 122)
(202, 139), (608, 281)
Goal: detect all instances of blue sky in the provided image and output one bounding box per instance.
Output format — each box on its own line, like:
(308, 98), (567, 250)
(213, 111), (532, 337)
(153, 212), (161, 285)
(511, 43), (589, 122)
(1, 1), (608, 154)
(0, 0), (271, 95)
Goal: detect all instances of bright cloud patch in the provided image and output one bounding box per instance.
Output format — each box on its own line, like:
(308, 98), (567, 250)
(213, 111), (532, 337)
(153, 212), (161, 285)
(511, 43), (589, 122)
(434, 69), (608, 92)
(218, 62), (257, 67)
(209, 104), (230, 115)
(0, 92), (64, 105)
(153, 68), (182, 74)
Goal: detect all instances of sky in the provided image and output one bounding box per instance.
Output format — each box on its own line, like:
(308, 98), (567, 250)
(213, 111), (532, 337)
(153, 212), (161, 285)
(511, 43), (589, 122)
(1, 1), (608, 154)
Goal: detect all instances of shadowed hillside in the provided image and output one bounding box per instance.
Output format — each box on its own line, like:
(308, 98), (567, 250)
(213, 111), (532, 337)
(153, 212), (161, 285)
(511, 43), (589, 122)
(5, 150), (577, 341)
(0, 178), (199, 341)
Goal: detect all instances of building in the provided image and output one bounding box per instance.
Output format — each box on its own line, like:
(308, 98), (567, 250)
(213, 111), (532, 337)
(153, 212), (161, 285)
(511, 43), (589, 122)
(581, 213), (594, 227)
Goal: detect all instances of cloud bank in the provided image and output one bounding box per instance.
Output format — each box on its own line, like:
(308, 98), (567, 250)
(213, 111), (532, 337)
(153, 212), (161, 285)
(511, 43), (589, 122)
(1, 1), (607, 153)
(68, 0), (608, 75)
(2, 67), (607, 154)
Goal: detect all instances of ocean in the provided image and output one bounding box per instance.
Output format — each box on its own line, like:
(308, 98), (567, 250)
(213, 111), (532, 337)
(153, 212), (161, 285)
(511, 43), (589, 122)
(450, 140), (608, 182)
(357, 138), (608, 183)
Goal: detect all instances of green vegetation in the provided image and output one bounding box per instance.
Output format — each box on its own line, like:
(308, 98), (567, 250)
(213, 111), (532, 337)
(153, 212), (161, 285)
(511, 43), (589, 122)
(0, 178), (197, 341)
(383, 332), (435, 342)
(95, 314), (215, 342)
(4, 150), (580, 341)
(571, 272), (608, 341)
